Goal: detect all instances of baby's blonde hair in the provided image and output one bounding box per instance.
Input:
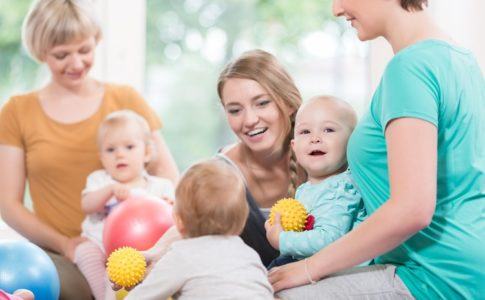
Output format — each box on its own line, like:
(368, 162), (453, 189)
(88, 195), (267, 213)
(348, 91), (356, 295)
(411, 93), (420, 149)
(300, 95), (358, 131)
(22, 0), (102, 62)
(175, 159), (248, 238)
(97, 110), (152, 148)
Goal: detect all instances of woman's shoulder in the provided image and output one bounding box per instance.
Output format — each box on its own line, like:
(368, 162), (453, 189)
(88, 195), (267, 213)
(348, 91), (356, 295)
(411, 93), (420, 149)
(218, 143), (239, 155)
(3, 91), (39, 109)
(102, 83), (159, 118)
(217, 143), (242, 165)
(386, 40), (466, 76)
(215, 144), (250, 186)
(103, 83), (143, 103)
(1, 91), (40, 123)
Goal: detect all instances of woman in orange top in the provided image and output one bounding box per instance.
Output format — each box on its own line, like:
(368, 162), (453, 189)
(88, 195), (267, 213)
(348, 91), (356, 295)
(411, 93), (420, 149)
(0, 1), (178, 299)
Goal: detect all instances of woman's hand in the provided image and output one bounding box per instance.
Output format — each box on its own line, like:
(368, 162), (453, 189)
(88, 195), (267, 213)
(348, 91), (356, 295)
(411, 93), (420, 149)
(62, 236), (87, 262)
(264, 213), (283, 250)
(268, 258), (316, 292)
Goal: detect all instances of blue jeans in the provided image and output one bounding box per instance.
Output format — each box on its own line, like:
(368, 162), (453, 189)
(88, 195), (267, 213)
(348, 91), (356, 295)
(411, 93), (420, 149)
(267, 255), (297, 270)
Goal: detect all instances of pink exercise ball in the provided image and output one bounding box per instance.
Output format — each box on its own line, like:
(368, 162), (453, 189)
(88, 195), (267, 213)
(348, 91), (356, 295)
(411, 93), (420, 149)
(103, 195), (174, 255)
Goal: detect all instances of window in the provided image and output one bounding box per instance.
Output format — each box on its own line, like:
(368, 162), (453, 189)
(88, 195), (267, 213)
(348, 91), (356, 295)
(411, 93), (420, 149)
(0, 1), (46, 101)
(145, 0), (369, 170)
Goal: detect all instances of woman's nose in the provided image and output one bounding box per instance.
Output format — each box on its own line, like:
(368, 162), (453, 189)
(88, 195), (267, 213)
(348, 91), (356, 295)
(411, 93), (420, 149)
(332, 0), (344, 17)
(244, 108), (259, 127)
(69, 54), (84, 69)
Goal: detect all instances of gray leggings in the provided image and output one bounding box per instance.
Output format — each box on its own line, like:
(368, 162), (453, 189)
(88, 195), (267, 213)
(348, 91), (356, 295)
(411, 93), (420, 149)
(276, 264), (414, 300)
(44, 249), (92, 300)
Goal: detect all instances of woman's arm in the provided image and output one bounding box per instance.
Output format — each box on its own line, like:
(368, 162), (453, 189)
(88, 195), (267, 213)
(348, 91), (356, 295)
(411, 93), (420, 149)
(269, 118), (437, 291)
(0, 145), (84, 261)
(146, 132), (179, 184)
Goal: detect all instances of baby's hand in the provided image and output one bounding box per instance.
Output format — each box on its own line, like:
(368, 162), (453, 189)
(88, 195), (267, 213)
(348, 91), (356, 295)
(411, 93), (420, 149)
(112, 184), (130, 201)
(109, 250), (154, 292)
(265, 213), (283, 250)
(141, 250), (158, 277)
(0, 289), (34, 300)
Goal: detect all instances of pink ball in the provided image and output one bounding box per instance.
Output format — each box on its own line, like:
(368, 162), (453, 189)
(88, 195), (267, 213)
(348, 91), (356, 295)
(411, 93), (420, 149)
(103, 195), (174, 255)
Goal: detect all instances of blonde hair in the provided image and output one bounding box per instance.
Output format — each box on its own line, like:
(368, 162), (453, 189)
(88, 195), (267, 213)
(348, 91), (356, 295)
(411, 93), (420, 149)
(97, 110), (152, 148)
(303, 95), (358, 131)
(22, 0), (102, 62)
(217, 49), (302, 197)
(174, 159), (248, 238)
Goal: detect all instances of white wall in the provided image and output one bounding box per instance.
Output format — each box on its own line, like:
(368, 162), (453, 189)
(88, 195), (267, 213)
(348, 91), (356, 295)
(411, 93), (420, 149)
(369, 0), (485, 92)
(92, 0), (146, 92)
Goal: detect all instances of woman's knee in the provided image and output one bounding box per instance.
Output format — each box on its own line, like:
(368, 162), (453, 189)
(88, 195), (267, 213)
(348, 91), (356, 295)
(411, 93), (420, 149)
(45, 249), (93, 300)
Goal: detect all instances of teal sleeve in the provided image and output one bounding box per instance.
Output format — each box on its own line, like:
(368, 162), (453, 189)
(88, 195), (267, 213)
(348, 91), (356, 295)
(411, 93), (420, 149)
(351, 201), (367, 229)
(279, 181), (362, 259)
(379, 54), (440, 130)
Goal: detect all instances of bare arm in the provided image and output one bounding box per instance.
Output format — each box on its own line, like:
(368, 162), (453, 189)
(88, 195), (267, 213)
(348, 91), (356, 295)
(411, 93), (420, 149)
(269, 118), (437, 291)
(81, 185), (115, 214)
(0, 145), (84, 260)
(146, 132), (179, 184)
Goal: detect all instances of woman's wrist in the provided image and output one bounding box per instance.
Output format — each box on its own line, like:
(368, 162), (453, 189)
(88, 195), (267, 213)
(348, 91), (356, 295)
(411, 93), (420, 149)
(304, 258), (318, 284)
(57, 235), (71, 256)
(306, 255), (325, 282)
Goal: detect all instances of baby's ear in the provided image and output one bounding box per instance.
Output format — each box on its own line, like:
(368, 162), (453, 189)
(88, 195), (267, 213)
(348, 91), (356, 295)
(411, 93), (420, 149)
(172, 210), (186, 237)
(144, 141), (154, 163)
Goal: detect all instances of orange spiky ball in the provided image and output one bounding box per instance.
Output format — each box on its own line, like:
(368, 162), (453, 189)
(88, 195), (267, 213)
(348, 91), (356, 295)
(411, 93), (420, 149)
(107, 247), (146, 288)
(269, 198), (308, 232)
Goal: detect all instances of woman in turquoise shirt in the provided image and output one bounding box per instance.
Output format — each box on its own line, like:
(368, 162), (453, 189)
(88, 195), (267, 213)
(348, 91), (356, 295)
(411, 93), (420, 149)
(269, 0), (485, 299)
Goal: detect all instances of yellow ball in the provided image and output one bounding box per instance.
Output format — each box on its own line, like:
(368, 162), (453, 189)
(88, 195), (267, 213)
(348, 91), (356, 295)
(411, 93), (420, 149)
(269, 198), (308, 232)
(115, 289), (129, 300)
(107, 247), (147, 288)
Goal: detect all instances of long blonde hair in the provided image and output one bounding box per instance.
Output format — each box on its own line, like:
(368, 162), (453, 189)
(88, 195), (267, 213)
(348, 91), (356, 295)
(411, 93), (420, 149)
(217, 50), (302, 197)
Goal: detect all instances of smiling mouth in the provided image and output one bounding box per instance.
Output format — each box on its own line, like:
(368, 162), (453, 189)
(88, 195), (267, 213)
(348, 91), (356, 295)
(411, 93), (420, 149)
(309, 150), (326, 156)
(246, 128), (268, 137)
(66, 71), (83, 77)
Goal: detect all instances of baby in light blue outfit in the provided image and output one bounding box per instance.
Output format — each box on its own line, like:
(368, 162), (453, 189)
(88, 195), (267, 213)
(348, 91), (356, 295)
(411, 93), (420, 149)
(265, 96), (366, 268)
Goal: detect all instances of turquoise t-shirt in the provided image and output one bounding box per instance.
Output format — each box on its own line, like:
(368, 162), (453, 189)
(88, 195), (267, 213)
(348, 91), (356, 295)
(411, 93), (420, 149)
(348, 40), (485, 299)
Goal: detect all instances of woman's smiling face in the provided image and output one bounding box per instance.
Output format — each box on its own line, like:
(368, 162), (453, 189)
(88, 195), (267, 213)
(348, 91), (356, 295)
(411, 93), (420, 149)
(44, 36), (97, 89)
(221, 78), (287, 155)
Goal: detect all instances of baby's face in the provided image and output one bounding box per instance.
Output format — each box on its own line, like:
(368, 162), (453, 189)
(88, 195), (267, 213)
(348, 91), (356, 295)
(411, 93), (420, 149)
(99, 125), (149, 184)
(292, 100), (353, 183)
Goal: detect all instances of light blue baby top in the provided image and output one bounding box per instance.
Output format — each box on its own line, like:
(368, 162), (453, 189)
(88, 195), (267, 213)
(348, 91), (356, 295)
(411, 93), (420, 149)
(279, 170), (364, 259)
(348, 40), (485, 299)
